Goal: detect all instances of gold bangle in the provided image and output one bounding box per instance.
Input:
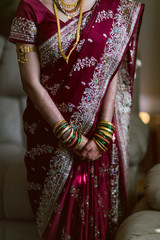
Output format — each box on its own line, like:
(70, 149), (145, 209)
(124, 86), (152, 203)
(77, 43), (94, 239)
(93, 137), (107, 152)
(99, 120), (115, 127)
(98, 129), (113, 138)
(73, 134), (83, 150)
(61, 128), (74, 143)
(53, 120), (66, 134)
(98, 128), (113, 137)
(97, 127), (114, 135)
(57, 125), (72, 139)
(55, 122), (69, 135)
(94, 133), (110, 145)
(16, 44), (37, 63)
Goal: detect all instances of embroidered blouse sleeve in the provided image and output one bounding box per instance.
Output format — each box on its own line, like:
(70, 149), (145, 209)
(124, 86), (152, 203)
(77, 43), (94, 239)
(9, 0), (37, 44)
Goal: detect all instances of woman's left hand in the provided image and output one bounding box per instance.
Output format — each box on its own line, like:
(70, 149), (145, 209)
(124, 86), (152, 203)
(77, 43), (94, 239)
(79, 139), (102, 161)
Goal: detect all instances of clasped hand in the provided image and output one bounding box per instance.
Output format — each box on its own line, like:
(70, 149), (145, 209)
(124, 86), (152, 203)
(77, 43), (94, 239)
(75, 136), (102, 161)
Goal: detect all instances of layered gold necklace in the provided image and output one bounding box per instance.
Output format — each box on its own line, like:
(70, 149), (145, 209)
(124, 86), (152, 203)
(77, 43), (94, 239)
(54, 0), (82, 19)
(53, 0), (84, 64)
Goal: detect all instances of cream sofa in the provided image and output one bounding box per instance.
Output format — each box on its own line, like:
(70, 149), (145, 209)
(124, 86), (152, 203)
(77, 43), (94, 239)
(116, 163), (160, 240)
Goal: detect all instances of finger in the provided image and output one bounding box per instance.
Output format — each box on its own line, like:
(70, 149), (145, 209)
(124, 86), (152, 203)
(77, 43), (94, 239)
(81, 147), (91, 158)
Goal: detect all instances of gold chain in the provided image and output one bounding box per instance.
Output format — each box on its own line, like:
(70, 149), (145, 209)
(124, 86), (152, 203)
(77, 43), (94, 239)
(59, 0), (79, 8)
(53, 0), (84, 64)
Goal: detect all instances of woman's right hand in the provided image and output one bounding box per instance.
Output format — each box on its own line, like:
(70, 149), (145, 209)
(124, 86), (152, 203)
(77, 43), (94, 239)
(74, 135), (102, 161)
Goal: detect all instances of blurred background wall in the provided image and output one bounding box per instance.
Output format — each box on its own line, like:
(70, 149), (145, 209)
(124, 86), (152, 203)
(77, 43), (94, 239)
(138, 0), (160, 114)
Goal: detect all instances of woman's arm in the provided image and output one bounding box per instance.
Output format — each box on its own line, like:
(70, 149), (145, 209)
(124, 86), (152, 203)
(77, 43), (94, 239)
(81, 72), (119, 160)
(99, 72), (118, 122)
(17, 43), (88, 148)
(17, 43), (64, 126)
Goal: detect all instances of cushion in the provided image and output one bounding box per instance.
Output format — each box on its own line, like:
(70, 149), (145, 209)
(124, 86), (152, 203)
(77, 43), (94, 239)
(144, 163), (160, 210)
(3, 158), (34, 220)
(132, 197), (152, 213)
(129, 114), (149, 166)
(0, 97), (24, 145)
(116, 211), (160, 240)
(0, 40), (25, 97)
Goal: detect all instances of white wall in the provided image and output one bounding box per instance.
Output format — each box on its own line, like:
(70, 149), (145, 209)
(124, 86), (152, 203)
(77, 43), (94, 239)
(138, 0), (160, 114)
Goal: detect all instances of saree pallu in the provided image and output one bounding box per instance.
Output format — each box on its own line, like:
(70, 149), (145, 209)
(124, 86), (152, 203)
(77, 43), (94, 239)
(9, 0), (144, 239)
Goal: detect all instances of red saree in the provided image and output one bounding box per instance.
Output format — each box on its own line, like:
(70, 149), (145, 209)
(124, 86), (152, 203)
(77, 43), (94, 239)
(9, 0), (144, 239)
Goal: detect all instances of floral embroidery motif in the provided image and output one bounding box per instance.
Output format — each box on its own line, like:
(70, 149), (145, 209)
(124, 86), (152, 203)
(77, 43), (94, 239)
(41, 74), (62, 96)
(61, 228), (72, 240)
(28, 182), (42, 191)
(95, 10), (113, 23)
(94, 226), (100, 238)
(90, 165), (95, 178)
(26, 144), (54, 159)
(56, 102), (76, 113)
(10, 17), (37, 42)
(69, 57), (98, 76)
(53, 203), (62, 215)
(80, 195), (89, 225)
(99, 163), (108, 177)
(41, 74), (50, 85)
(97, 193), (107, 218)
(70, 185), (80, 199)
(23, 121), (40, 134)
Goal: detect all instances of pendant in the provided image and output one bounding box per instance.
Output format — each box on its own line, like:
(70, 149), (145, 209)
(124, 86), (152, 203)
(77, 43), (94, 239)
(67, 15), (73, 19)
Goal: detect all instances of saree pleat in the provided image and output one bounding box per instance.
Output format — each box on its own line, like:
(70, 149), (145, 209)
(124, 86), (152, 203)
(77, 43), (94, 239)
(9, 0), (144, 239)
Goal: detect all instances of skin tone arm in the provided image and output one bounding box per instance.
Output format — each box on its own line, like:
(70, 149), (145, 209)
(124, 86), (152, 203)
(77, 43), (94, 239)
(16, 43), (88, 150)
(80, 72), (119, 160)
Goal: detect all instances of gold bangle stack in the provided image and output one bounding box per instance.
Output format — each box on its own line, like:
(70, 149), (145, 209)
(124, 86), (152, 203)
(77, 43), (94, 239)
(92, 121), (115, 152)
(53, 120), (83, 150)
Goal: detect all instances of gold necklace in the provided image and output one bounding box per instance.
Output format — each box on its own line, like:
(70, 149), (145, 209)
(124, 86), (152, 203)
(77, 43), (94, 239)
(54, 0), (82, 19)
(59, 0), (79, 8)
(53, 0), (84, 64)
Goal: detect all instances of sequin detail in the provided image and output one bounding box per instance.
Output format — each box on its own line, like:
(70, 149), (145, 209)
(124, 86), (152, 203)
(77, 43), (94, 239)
(36, 149), (73, 236)
(56, 102), (76, 113)
(26, 144), (54, 159)
(10, 17), (37, 43)
(69, 57), (98, 76)
(95, 10), (114, 23)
